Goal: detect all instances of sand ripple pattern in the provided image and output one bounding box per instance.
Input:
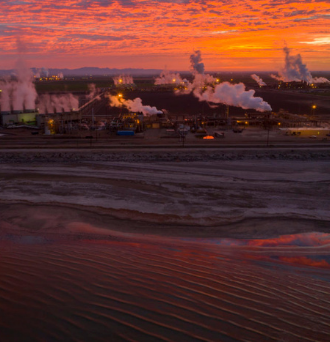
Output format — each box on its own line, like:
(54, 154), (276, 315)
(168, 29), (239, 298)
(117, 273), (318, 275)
(1, 239), (330, 342)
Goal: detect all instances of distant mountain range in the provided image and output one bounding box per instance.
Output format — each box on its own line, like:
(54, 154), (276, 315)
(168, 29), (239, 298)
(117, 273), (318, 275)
(0, 67), (166, 77)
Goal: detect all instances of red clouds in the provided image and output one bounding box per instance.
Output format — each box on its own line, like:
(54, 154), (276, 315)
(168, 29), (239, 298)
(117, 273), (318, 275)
(0, 0), (329, 69)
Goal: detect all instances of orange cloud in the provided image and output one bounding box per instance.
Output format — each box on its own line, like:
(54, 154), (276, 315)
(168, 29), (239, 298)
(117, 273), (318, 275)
(0, 0), (329, 69)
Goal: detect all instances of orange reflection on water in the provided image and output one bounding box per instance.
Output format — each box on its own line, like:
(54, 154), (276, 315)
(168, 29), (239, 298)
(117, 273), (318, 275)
(246, 232), (330, 248)
(278, 256), (330, 269)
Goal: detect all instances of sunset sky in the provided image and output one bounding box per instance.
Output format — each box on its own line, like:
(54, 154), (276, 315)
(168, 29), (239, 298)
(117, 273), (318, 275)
(0, 0), (329, 71)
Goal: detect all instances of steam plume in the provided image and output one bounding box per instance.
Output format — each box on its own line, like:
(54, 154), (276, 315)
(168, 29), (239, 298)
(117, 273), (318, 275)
(113, 75), (134, 86)
(108, 95), (162, 116)
(0, 58), (38, 112)
(195, 82), (272, 112)
(176, 50), (217, 95)
(312, 77), (330, 84)
(155, 69), (183, 85)
(251, 74), (266, 86)
(177, 50), (271, 112)
(87, 83), (101, 100)
(38, 93), (79, 114)
(272, 47), (330, 84)
(190, 50), (205, 75)
(41, 67), (49, 78)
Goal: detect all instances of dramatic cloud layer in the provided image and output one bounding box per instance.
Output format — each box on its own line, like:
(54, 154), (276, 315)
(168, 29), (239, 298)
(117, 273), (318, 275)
(0, 0), (329, 69)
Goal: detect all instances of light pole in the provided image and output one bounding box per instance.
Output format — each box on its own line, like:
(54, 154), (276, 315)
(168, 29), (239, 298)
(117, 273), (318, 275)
(118, 94), (123, 117)
(311, 104), (316, 117)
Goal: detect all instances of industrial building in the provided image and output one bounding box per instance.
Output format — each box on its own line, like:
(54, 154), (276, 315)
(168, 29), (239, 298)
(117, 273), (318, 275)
(0, 109), (38, 126)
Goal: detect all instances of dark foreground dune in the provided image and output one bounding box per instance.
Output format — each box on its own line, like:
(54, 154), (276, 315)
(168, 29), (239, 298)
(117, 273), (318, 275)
(0, 158), (329, 341)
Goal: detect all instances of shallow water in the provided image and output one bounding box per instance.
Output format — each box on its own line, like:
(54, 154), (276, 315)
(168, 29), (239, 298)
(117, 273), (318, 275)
(1, 218), (330, 342)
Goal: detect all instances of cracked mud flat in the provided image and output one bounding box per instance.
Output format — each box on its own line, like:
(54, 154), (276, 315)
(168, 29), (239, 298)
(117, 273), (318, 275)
(0, 159), (330, 341)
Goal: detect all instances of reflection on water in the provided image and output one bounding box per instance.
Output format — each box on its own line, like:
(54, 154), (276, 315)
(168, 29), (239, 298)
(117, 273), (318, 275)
(187, 232), (330, 248)
(1, 221), (330, 341)
(183, 232), (330, 271)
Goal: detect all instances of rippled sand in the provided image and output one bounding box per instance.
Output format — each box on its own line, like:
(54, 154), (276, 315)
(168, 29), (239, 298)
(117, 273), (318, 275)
(0, 160), (329, 341)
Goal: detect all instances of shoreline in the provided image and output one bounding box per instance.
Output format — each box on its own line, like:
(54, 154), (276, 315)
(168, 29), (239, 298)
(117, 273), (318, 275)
(1, 201), (329, 239)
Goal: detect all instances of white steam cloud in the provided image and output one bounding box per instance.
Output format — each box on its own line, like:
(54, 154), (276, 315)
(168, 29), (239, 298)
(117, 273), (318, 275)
(177, 50), (271, 112)
(271, 47), (330, 84)
(113, 75), (134, 86)
(38, 93), (79, 114)
(87, 83), (101, 100)
(195, 82), (272, 112)
(175, 50), (217, 95)
(251, 74), (266, 86)
(155, 69), (183, 85)
(0, 58), (38, 112)
(108, 95), (162, 116)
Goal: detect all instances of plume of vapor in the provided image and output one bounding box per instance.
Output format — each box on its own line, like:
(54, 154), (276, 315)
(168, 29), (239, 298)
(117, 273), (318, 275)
(155, 69), (183, 85)
(190, 50), (205, 74)
(251, 74), (266, 86)
(176, 50), (217, 95)
(108, 95), (162, 116)
(272, 47), (330, 84)
(195, 82), (272, 112)
(312, 77), (330, 84)
(57, 72), (64, 80)
(0, 58), (38, 112)
(0, 78), (11, 112)
(113, 75), (134, 86)
(87, 83), (101, 100)
(38, 93), (79, 114)
(40, 67), (49, 78)
(176, 50), (271, 112)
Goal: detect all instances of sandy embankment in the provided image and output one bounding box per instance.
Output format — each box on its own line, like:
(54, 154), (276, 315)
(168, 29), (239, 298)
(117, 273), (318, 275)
(0, 146), (330, 163)
(0, 157), (329, 238)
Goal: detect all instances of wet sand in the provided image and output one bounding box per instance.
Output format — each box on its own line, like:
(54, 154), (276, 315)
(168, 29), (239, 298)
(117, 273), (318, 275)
(0, 159), (329, 233)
